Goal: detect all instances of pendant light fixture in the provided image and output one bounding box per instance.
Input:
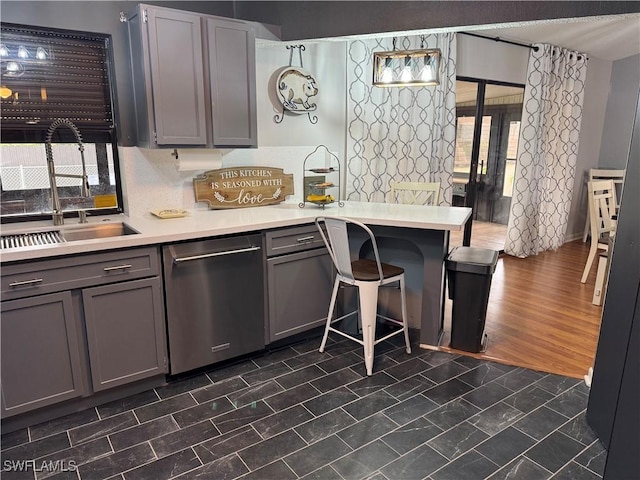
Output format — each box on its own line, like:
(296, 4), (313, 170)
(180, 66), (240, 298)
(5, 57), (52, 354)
(373, 36), (441, 87)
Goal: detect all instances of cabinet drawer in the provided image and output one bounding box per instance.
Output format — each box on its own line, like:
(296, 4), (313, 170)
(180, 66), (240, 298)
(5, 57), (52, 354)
(1, 247), (161, 301)
(265, 224), (326, 257)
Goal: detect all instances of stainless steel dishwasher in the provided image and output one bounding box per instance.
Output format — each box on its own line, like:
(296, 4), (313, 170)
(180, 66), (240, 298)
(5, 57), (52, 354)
(162, 234), (264, 375)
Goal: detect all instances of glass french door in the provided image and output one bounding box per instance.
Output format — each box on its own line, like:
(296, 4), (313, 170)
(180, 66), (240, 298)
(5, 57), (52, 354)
(454, 78), (525, 249)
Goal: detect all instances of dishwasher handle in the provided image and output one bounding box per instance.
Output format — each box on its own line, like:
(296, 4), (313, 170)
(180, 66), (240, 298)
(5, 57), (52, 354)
(173, 245), (261, 264)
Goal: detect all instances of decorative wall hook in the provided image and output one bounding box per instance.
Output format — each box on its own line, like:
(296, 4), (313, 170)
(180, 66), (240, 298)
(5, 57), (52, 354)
(287, 44), (305, 68)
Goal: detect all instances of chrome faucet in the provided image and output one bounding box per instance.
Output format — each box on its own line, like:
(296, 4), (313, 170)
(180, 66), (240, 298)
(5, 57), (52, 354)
(45, 118), (90, 225)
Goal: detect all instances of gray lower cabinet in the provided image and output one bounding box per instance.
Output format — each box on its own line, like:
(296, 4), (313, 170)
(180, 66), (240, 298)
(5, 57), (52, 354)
(265, 225), (335, 343)
(83, 277), (166, 392)
(128, 4), (257, 148)
(0, 247), (167, 418)
(1, 292), (85, 417)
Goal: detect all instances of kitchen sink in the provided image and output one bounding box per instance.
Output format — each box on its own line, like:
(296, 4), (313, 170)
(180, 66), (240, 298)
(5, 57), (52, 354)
(0, 222), (139, 250)
(60, 222), (139, 242)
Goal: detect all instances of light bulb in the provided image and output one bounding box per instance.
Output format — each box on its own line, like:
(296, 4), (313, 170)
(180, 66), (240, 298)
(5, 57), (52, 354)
(6, 61), (20, 73)
(17, 46), (29, 58)
(5, 61), (24, 77)
(400, 56), (412, 83)
(36, 47), (47, 60)
(380, 57), (393, 83)
(420, 54), (439, 84)
(380, 66), (393, 83)
(0, 44), (8, 57)
(420, 65), (434, 82)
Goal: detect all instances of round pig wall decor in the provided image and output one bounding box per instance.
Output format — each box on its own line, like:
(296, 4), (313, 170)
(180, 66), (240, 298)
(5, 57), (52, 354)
(276, 67), (319, 113)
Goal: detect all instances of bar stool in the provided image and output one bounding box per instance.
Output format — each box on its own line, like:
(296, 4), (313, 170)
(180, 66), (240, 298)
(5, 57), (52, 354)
(315, 216), (411, 376)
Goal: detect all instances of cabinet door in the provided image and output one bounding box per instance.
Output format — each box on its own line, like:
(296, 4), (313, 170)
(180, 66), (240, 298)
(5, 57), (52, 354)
(83, 277), (167, 392)
(207, 17), (257, 147)
(146, 7), (207, 145)
(267, 248), (334, 343)
(1, 293), (85, 417)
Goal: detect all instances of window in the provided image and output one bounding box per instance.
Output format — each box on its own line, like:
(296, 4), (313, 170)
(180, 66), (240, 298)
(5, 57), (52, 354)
(502, 121), (521, 197)
(0, 23), (122, 222)
(454, 115), (491, 176)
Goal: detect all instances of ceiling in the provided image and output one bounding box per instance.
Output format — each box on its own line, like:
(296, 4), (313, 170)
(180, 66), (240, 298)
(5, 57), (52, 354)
(467, 14), (640, 61)
(305, 13), (640, 62)
(452, 14), (639, 104)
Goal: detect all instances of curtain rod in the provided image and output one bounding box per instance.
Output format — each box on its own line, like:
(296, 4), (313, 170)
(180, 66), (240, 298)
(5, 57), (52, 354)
(460, 31), (539, 52)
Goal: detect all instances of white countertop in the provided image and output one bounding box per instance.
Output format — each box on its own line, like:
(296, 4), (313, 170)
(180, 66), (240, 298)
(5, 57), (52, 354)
(0, 201), (471, 263)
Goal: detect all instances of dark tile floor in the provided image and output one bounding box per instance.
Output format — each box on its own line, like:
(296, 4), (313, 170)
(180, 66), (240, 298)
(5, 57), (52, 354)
(1, 331), (606, 480)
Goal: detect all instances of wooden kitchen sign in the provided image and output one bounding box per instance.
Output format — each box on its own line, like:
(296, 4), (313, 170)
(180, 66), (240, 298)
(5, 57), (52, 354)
(194, 167), (294, 209)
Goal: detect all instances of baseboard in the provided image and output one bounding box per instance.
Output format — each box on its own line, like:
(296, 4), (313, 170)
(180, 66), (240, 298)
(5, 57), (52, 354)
(564, 232), (585, 243)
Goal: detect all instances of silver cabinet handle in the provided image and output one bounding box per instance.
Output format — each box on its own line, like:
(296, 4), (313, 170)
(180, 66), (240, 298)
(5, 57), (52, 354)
(173, 246), (261, 263)
(296, 236), (315, 243)
(103, 264), (133, 272)
(9, 278), (44, 287)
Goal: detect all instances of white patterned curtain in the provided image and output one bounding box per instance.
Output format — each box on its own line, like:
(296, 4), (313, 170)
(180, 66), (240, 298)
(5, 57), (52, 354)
(504, 44), (588, 257)
(345, 33), (457, 205)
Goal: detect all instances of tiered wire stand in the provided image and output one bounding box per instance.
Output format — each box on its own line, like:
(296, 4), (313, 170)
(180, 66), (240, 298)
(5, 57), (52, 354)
(299, 145), (344, 209)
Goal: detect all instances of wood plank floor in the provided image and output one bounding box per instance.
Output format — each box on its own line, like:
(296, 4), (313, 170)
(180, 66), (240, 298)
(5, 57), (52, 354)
(437, 237), (603, 379)
(450, 220), (508, 251)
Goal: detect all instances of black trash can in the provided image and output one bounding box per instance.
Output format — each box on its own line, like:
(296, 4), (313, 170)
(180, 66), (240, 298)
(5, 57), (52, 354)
(446, 246), (499, 353)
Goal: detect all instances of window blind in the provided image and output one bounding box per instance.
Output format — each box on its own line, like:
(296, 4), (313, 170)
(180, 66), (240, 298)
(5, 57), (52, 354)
(0, 23), (114, 139)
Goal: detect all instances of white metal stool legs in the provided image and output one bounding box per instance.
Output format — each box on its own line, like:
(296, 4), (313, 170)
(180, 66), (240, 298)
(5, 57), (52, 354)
(358, 281), (379, 376)
(319, 278), (341, 353)
(318, 275), (411, 376)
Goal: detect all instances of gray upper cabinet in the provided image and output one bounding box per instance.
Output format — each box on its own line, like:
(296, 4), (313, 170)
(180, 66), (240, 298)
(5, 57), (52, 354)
(128, 4), (257, 148)
(1, 292), (85, 417)
(129, 6), (207, 146)
(207, 18), (257, 147)
(146, 8), (207, 146)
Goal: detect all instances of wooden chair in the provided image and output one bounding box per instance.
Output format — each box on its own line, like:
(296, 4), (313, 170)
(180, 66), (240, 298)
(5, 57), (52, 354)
(315, 216), (411, 376)
(581, 179), (617, 284)
(582, 169), (625, 242)
(389, 181), (441, 206)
